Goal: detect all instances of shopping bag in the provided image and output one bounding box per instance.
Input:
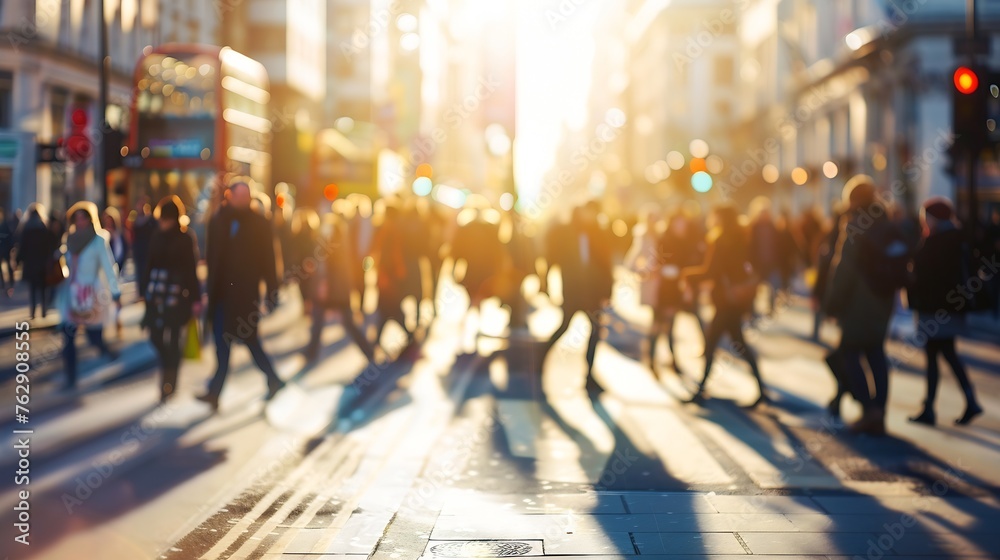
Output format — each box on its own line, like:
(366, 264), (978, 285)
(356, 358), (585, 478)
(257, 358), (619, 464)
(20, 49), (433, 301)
(183, 317), (201, 360)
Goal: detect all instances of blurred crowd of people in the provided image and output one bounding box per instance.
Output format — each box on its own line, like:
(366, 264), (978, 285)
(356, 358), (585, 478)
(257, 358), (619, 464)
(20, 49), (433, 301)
(4, 173), (1000, 434)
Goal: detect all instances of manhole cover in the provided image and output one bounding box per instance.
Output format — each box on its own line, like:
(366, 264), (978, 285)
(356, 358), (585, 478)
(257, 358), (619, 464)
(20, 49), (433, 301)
(430, 541), (534, 557)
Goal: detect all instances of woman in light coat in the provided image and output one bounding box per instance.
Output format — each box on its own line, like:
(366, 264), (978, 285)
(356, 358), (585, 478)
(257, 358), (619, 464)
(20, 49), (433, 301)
(57, 202), (122, 389)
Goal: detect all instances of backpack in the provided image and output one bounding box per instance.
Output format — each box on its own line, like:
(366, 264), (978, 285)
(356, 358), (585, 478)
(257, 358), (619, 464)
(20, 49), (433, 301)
(859, 221), (910, 297)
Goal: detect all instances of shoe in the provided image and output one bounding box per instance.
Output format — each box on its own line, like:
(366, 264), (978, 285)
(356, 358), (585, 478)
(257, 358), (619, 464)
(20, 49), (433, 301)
(683, 387), (706, 404)
(584, 377), (603, 395)
(265, 382), (285, 401)
(908, 409), (935, 426)
(955, 403), (983, 426)
(827, 394), (843, 419)
(849, 408), (886, 436)
(196, 393), (220, 412)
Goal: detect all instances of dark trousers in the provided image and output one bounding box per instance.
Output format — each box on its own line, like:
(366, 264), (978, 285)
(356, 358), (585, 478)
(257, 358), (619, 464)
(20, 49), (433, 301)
(841, 344), (889, 410)
(150, 324), (183, 397)
(923, 337), (977, 409)
(0, 251), (13, 289)
(28, 281), (48, 318)
(543, 306), (603, 377)
(700, 306), (765, 394)
(309, 302), (374, 361)
(207, 306), (282, 398)
(62, 322), (112, 386)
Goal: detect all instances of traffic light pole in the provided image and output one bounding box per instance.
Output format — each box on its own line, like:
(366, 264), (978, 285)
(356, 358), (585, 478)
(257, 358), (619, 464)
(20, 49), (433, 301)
(967, 0), (979, 240)
(96, 0), (109, 211)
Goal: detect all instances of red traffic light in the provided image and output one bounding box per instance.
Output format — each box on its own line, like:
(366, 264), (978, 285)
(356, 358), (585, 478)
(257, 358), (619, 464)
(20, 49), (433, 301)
(954, 67), (979, 94)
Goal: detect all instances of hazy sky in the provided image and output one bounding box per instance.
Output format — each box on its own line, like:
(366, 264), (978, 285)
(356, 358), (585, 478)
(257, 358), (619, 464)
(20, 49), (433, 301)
(515, 0), (600, 205)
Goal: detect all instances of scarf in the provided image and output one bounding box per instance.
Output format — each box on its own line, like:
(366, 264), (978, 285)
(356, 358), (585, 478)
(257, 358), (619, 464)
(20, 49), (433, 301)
(67, 228), (97, 255)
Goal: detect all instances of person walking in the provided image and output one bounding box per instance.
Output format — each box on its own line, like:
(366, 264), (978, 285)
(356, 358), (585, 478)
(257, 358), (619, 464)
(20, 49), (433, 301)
(143, 196), (201, 403)
(16, 204), (56, 319)
(648, 210), (702, 378)
(0, 208), (16, 296)
(57, 202), (121, 390)
(683, 204), (769, 407)
(748, 197), (780, 316)
(102, 207), (129, 275)
(131, 200), (157, 300)
(907, 198), (983, 426)
(305, 213), (376, 363)
(198, 181), (284, 412)
(540, 203), (614, 394)
(824, 176), (901, 435)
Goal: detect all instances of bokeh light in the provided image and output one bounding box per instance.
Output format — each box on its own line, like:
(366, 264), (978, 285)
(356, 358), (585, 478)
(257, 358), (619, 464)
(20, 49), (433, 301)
(823, 161), (839, 179)
(762, 164), (779, 184)
(689, 139), (710, 159)
(499, 192), (514, 211)
(691, 171), (713, 193)
(666, 151), (685, 170)
(791, 167), (809, 185)
(413, 177), (433, 196)
(416, 163), (434, 178)
(706, 155), (724, 174)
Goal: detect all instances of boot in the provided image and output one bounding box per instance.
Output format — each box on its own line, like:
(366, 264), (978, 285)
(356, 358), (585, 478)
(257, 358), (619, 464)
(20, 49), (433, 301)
(827, 393), (843, 419)
(955, 402), (983, 426)
(908, 406), (935, 426)
(849, 407), (885, 436)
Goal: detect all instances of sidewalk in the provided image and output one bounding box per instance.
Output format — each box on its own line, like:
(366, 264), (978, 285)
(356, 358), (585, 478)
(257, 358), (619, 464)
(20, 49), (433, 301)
(414, 490), (1000, 558)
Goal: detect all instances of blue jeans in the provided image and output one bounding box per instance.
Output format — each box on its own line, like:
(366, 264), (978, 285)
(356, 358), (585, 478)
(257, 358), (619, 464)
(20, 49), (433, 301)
(205, 305), (281, 398)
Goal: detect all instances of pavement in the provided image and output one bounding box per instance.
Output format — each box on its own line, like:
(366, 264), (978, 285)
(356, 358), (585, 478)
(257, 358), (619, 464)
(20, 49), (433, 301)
(0, 268), (998, 559)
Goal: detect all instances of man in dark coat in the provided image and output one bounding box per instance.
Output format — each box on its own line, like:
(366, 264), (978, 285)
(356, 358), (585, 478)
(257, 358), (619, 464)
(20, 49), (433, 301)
(197, 182), (284, 411)
(540, 203), (614, 393)
(131, 200), (157, 299)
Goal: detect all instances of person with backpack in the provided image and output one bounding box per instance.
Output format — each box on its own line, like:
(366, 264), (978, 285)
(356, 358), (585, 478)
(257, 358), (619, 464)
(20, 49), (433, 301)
(824, 175), (904, 436)
(907, 198), (983, 426)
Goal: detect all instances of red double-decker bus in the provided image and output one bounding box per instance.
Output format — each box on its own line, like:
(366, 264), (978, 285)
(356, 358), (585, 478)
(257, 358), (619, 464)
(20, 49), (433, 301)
(123, 44), (271, 218)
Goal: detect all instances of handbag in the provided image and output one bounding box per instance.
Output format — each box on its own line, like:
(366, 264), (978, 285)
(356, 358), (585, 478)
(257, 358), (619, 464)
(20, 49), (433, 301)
(183, 316), (201, 360)
(46, 257), (67, 287)
(67, 253), (101, 325)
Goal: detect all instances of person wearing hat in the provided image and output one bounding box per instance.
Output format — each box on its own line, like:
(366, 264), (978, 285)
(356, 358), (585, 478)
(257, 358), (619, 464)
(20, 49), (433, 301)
(142, 196), (202, 403)
(906, 197), (983, 426)
(824, 176), (897, 435)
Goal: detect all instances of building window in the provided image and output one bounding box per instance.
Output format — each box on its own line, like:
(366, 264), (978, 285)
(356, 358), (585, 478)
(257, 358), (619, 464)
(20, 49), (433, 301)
(49, 87), (69, 140)
(0, 72), (12, 128)
(715, 56), (733, 86)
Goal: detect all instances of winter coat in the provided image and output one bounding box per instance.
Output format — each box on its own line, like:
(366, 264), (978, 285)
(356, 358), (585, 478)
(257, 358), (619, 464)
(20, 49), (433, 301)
(546, 221), (614, 311)
(684, 228), (754, 313)
(206, 206), (279, 339)
(143, 227), (200, 329)
(907, 224), (969, 339)
(824, 212), (895, 347)
(17, 222), (55, 284)
(56, 233), (121, 326)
